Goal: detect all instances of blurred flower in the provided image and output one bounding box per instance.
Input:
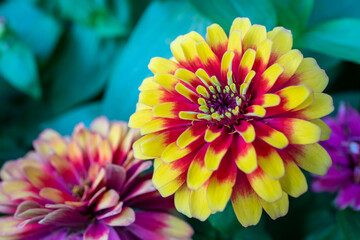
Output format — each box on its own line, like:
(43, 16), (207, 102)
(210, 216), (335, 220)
(129, 17), (334, 226)
(312, 104), (360, 210)
(0, 117), (193, 240)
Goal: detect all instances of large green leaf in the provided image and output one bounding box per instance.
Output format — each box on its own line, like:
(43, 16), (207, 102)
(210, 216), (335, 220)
(305, 224), (345, 240)
(337, 209), (360, 240)
(0, 31), (41, 99)
(208, 203), (271, 239)
(41, 102), (102, 135)
(0, 0), (63, 62)
(189, 0), (277, 31)
(308, 0), (360, 26)
(298, 18), (360, 64)
(272, 0), (314, 39)
(54, 0), (128, 38)
(46, 24), (119, 113)
(103, 0), (211, 120)
(331, 91), (360, 112)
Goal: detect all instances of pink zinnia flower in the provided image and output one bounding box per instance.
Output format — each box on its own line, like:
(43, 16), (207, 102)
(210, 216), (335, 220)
(0, 117), (193, 240)
(312, 104), (360, 210)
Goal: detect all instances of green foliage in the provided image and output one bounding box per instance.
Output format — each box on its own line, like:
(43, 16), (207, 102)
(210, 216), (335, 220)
(190, 0), (277, 30)
(103, 0), (211, 120)
(338, 209), (360, 240)
(0, 0), (359, 239)
(298, 18), (360, 64)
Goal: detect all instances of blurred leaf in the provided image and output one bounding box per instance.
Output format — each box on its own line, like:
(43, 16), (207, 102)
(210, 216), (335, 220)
(208, 203), (239, 238)
(337, 209), (360, 240)
(103, 0), (211, 120)
(187, 218), (219, 240)
(209, 203), (271, 239)
(0, 0), (63, 62)
(190, 0), (277, 30)
(272, 0), (314, 38)
(0, 29), (41, 99)
(331, 91), (360, 111)
(305, 224), (345, 240)
(46, 24), (119, 113)
(55, 0), (128, 37)
(41, 102), (101, 135)
(298, 18), (360, 64)
(308, 0), (360, 26)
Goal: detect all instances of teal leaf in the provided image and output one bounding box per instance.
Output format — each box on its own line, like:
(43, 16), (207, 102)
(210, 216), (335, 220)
(0, 35), (41, 99)
(46, 24), (119, 113)
(337, 209), (360, 240)
(189, 0), (277, 31)
(272, 0), (314, 38)
(41, 102), (102, 136)
(331, 91), (360, 112)
(308, 0), (360, 26)
(298, 18), (360, 64)
(208, 203), (271, 239)
(55, 0), (128, 38)
(103, 0), (211, 120)
(0, 0), (63, 62)
(305, 224), (345, 240)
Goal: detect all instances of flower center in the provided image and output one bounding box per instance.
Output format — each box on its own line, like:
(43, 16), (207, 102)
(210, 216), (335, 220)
(194, 71), (256, 127)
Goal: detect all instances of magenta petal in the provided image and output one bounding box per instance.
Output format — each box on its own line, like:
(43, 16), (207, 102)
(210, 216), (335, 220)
(84, 222), (110, 240)
(334, 184), (360, 209)
(102, 207), (135, 227)
(38, 208), (87, 227)
(105, 164), (126, 191)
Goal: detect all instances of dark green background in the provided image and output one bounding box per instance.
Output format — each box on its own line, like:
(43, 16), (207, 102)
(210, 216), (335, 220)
(0, 0), (359, 239)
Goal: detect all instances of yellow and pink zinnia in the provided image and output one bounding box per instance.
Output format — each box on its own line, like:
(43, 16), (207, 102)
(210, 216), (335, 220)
(129, 17), (334, 226)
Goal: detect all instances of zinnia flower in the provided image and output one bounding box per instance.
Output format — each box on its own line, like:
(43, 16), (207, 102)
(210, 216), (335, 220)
(0, 117), (193, 240)
(129, 17), (334, 226)
(312, 104), (360, 210)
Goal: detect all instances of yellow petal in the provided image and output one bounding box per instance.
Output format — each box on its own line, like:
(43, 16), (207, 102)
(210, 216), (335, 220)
(260, 191), (289, 220)
(287, 143), (332, 176)
(243, 25), (267, 50)
(279, 158), (308, 197)
(148, 57), (180, 74)
(232, 135), (257, 174)
(128, 110), (153, 129)
(175, 184), (192, 218)
(230, 18), (251, 38)
(267, 27), (293, 58)
(231, 173), (262, 227)
(189, 183), (211, 221)
(247, 168), (282, 202)
(187, 145), (212, 190)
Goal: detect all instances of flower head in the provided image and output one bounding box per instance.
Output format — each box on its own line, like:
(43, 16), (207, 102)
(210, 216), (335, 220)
(0, 117), (193, 240)
(129, 18), (334, 226)
(312, 104), (360, 210)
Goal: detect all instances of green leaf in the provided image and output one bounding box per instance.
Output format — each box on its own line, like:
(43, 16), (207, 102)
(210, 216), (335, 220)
(331, 91), (360, 111)
(305, 224), (345, 240)
(208, 203), (271, 239)
(0, 34), (41, 99)
(189, 0), (277, 30)
(41, 102), (102, 135)
(46, 24), (119, 113)
(272, 0), (314, 38)
(103, 0), (211, 120)
(208, 203), (240, 238)
(0, 0), (63, 62)
(337, 209), (360, 240)
(308, 0), (360, 26)
(298, 18), (360, 64)
(55, 0), (128, 38)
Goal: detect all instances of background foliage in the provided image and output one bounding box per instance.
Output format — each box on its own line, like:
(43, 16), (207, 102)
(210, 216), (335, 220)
(0, 0), (359, 239)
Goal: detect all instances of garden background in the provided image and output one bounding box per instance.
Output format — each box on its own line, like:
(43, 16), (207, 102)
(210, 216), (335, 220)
(0, 0), (359, 239)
